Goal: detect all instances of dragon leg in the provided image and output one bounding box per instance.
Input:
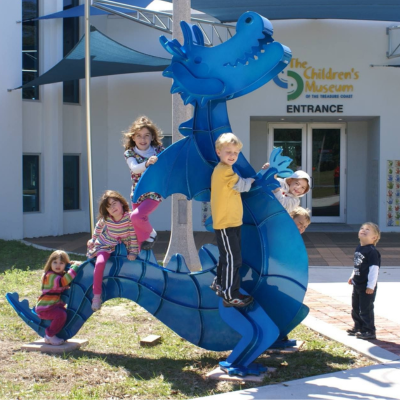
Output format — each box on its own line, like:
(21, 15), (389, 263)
(217, 294), (279, 376)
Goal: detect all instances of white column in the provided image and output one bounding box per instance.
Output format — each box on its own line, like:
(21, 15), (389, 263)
(41, 0), (64, 236)
(163, 0), (201, 271)
(0, 2), (23, 239)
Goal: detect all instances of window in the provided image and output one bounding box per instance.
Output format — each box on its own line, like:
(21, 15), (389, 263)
(163, 135), (172, 148)
(63, 155), (80, 210)
(23, 155), (40, 212)
(63, 0), (80, 103)
(22, 0), (39, 100)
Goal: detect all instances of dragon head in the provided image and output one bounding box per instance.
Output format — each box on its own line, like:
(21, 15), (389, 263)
(160, 11), (292, 107)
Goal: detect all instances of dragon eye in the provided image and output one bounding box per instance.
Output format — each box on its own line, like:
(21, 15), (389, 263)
(194, 57), (202, 64)
(245, 17), (253, 24)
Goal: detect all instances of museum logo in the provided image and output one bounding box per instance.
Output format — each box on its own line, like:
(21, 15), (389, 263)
(273, 58), (359, 101)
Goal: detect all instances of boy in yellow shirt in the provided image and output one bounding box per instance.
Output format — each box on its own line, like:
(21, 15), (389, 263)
(210, 133), (255, 307)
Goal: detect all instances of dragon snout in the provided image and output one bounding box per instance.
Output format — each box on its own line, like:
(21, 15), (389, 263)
(237, 11), (274, 38)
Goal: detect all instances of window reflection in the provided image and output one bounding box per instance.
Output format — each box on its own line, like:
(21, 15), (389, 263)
(311, 129), (340, 217)
(63, 0), (80, 103)
(63, 155), (80, 210)
(23, 155), (40, 212)
(22, 0), (39, 100)
(273, 128), (302, 171)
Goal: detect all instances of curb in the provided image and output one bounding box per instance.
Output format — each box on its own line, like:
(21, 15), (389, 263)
(20, 240), (86, 257)
(303, 314), (400, 363)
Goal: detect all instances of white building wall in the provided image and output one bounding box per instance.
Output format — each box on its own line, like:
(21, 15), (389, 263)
(250, 120), (268, 169)
(367, 117), (380, 224)
(225, 19), (400, 231)
(346, 121), (368, 224)
(379, 116), (400, 228)
(3, 12), (400, 239)
(0, 1), (23, 239)
(23, 0), (64, 238)
(62, 103), (87, 233)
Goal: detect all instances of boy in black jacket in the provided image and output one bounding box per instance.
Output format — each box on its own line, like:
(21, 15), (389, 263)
(347, 222), (381, 340)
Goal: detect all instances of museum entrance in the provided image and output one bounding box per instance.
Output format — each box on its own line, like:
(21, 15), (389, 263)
(268, 123), (347, 223)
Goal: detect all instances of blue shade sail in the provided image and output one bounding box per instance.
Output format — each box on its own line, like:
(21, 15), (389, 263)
(164, 0), (400, 23)
(16, 26), (170, 90)
(28, 1), (152, 21)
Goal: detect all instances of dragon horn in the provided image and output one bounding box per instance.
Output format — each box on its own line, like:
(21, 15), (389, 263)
(159, 36), (187, 60)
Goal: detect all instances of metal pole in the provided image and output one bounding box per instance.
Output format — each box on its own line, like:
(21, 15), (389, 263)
(163, 0), (201, 271)
(85, 0), (95, 235)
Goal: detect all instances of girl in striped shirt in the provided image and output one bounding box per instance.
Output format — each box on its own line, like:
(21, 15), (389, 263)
(35, 250), (81, 346)
(87, 190), (139, 311)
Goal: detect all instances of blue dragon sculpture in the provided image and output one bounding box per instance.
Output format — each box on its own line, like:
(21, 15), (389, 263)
(6, 12), (309, 377)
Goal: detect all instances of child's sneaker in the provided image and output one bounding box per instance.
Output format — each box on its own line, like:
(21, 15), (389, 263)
(356, 331), (376, 340)
(44, 335), (64, 346)
(92, 295), (102, 312)
(141, 230), (158, 250)
(210, 277), (222, 293)
(223, 294), (253, 308)
(210, 278), (223, 298)
(346, 327), (360, 336)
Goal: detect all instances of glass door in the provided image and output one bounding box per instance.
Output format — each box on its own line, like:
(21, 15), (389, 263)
(306, 123), (346, 222)
(268, 124), (307, 208)
(268, 123), (346, 222)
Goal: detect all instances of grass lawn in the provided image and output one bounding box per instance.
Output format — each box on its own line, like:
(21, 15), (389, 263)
(0, 240), (375, 399)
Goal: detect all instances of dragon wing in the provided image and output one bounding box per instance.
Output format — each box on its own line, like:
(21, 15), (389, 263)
(133, 135), (214, 202)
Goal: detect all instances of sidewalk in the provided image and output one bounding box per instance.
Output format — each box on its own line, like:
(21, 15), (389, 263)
(23, 230), (400, 399)
(23, 230), (400, 266)
(23, 231), (400, 354)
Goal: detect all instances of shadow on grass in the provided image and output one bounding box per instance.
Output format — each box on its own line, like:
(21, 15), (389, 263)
(58, 347), (363, 397)
(65, 349), (243, 397)
(0, 240), (86, 274)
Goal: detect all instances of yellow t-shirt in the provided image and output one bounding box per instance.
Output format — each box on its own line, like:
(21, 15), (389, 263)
(211, 162), (243, 229)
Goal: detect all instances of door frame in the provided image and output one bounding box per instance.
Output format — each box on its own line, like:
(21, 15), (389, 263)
(306, 123), (347, 223)
(267, 122), (347, 223)
(268, 123), (307, 209)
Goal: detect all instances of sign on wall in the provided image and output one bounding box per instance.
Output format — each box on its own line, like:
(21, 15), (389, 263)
(387, 160), (400, 227)
(273, 58), (360, 114)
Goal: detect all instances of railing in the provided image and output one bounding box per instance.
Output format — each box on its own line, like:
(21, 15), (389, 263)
(387, 25), (400, 59)
(91, 0), (235, 47)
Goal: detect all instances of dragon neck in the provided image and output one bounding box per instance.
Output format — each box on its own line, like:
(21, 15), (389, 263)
(189, 100), (232, 166)
(193, 99), (231, 138)
(192, 99), (256, 177)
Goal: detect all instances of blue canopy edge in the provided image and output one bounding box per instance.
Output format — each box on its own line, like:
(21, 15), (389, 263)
(163, 0), (400, 23)
(26, 1), (152, 21)
(16, 26), (171, 90)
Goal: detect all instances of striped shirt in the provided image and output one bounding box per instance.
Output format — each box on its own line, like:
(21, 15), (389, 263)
(87, 211), (138, 258)
(35, 262), (81, 313)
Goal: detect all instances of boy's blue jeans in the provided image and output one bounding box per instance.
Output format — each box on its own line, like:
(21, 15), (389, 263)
(351, 285), (377, 333)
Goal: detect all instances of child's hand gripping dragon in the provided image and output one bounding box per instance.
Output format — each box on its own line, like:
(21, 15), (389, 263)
(7, 12), (309, 377)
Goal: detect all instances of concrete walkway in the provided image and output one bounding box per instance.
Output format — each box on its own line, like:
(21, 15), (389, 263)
(23, 230), (400, 400)
(23, 230), (400, 266)
(194, 361), (400, 400)
(193, 266), (400, 400)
